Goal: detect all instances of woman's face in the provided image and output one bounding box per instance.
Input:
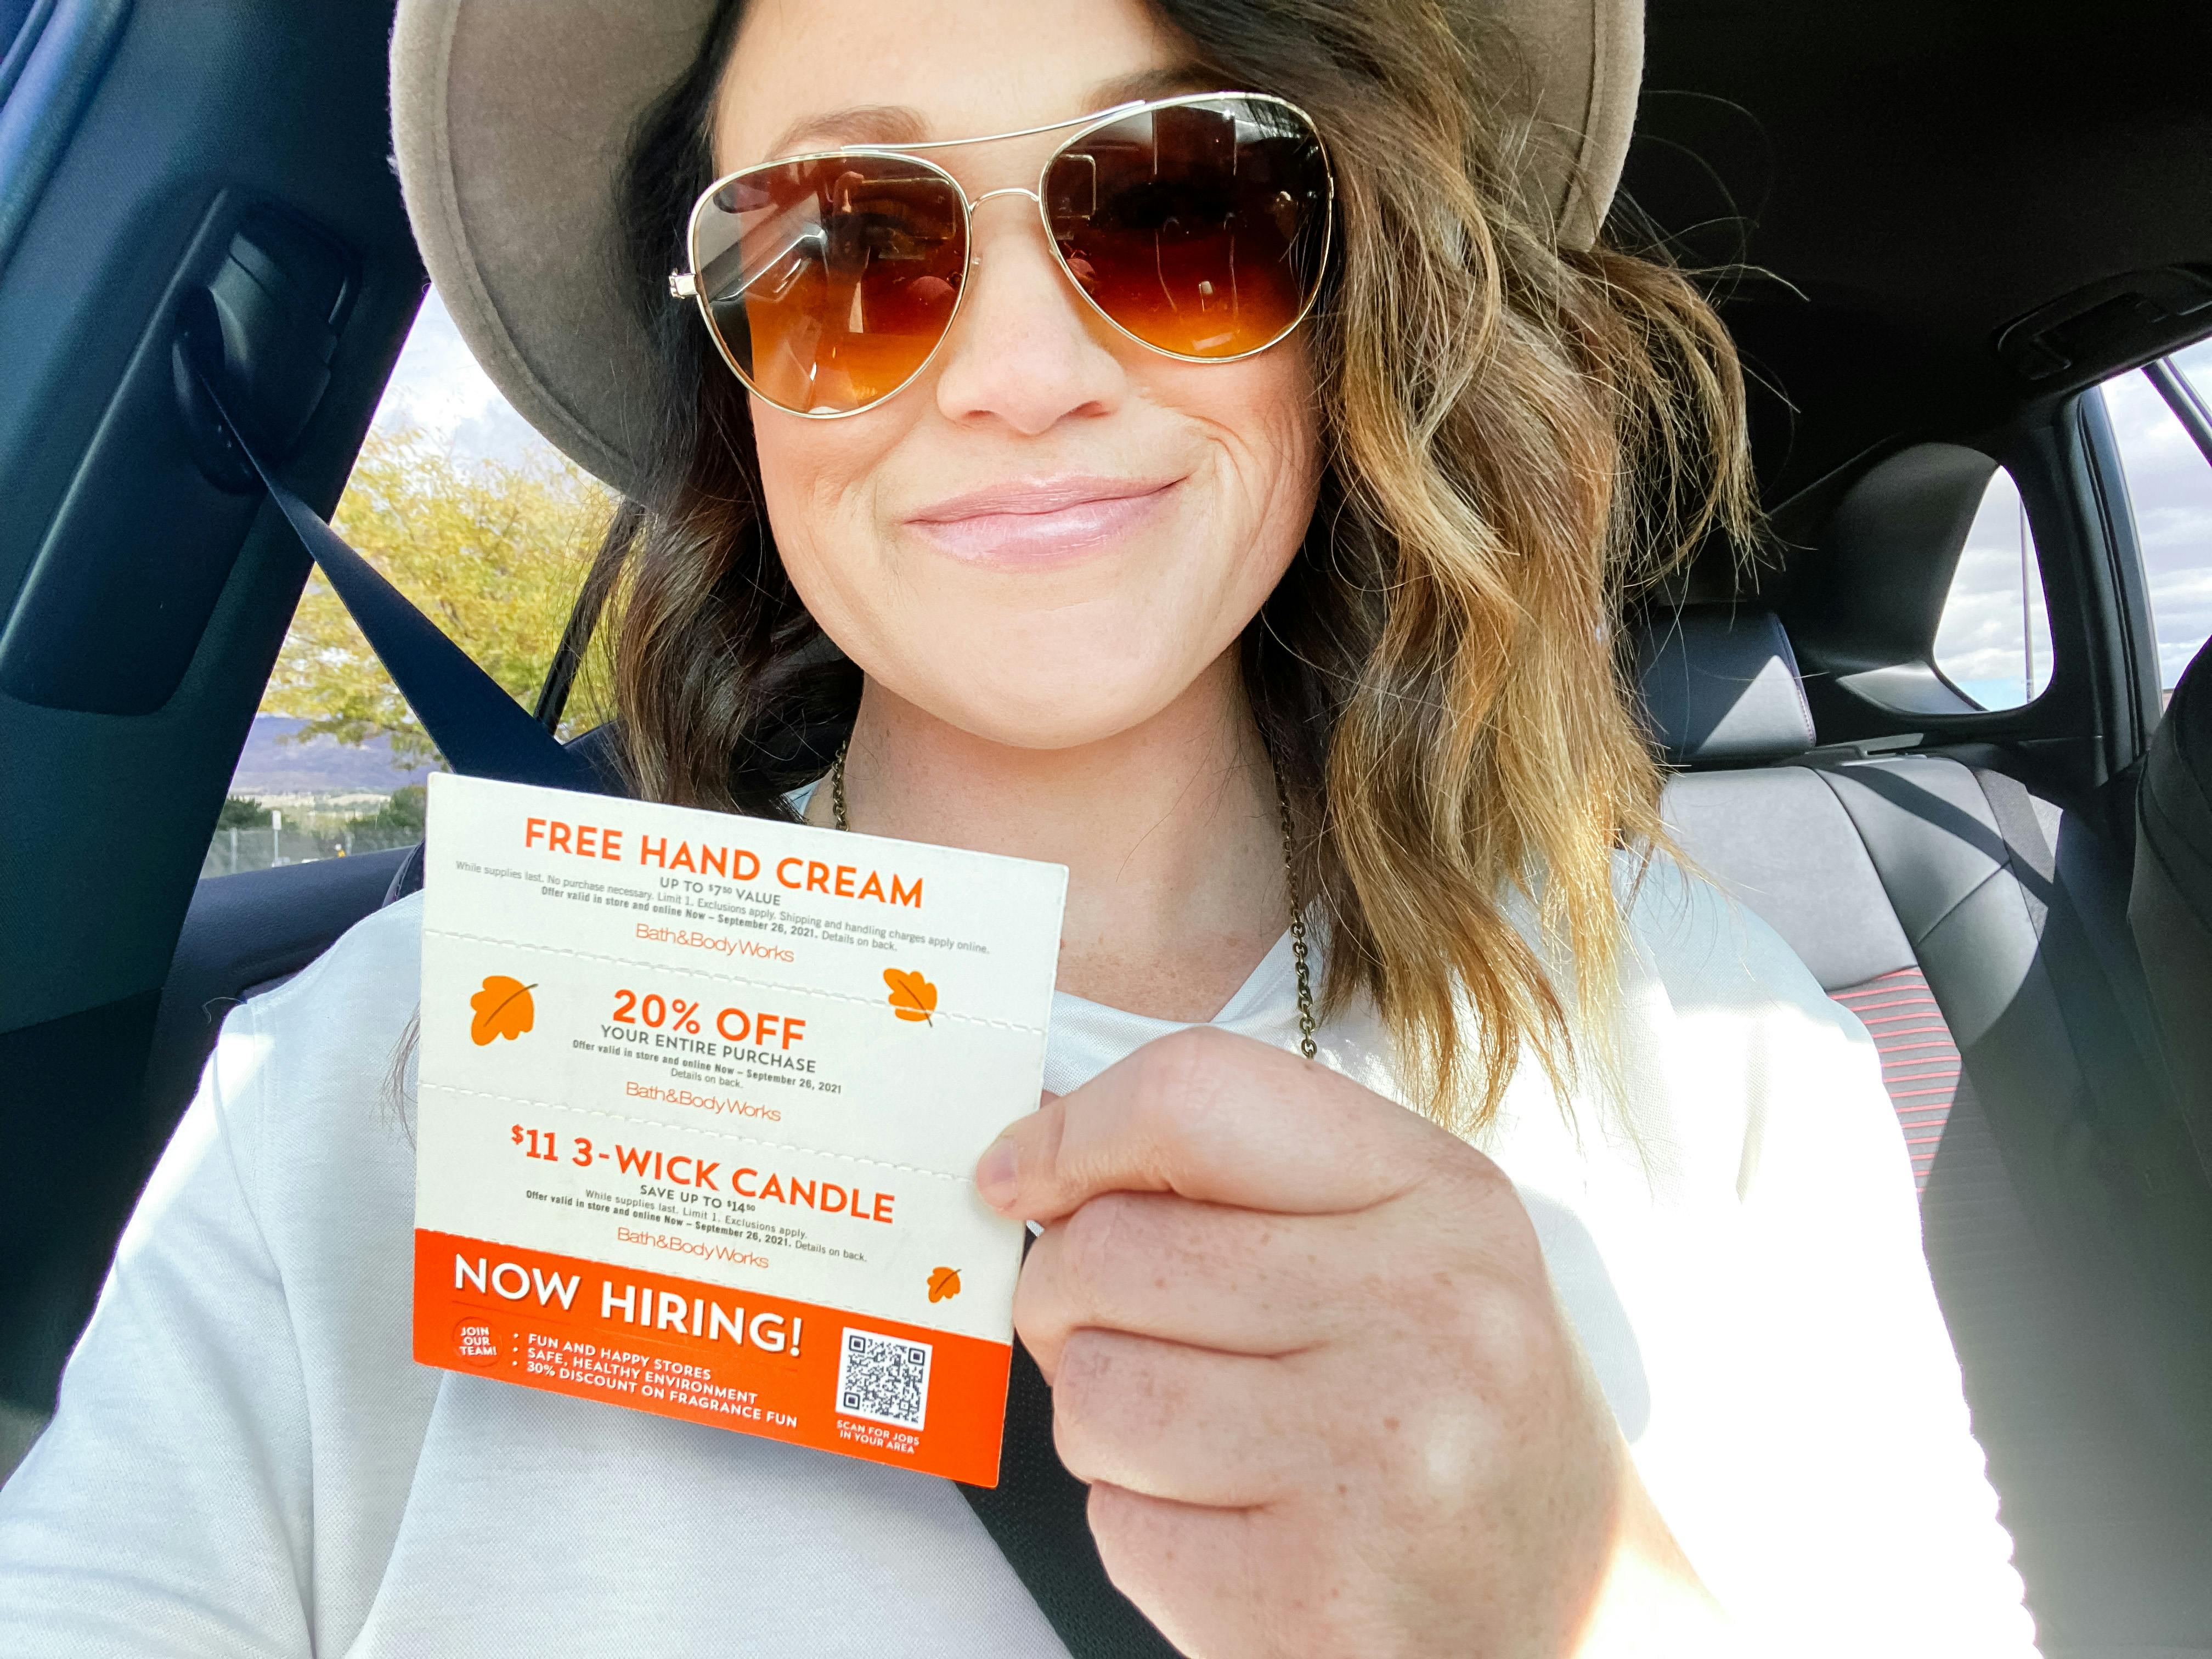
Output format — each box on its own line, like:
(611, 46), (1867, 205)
(712, 0), (1321, 751)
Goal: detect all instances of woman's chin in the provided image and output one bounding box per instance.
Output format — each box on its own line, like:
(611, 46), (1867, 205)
(872, 656), (1204, 754)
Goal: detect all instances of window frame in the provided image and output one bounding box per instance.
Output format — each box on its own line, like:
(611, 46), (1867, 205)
(2072, 381), (2165, 767)
(2104, 350), (2212, 705)
(1771, 388), (2162, 806)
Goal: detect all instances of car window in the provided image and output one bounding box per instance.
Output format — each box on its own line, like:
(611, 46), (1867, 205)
(1932, 464), (2054, 711)
(204, 287), (617, 878)
(2100, 338), (2212, 706)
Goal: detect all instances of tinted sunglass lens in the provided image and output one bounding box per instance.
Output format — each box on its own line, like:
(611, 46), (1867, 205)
(690, 156), (966, 414)
(1045, 97), (1328, 359)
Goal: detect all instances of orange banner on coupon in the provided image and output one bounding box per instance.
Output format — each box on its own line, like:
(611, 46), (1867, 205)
(412, 775), (1066, 1486)
(413, 1228), (1012, 1483)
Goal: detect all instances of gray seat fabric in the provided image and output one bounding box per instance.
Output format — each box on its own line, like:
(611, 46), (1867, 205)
(1642, 607), (1971, 1184)
(1642, 607), (2212, 1655)
(1665, 763), (1964, 1184)
(2134, 635), (2212, 1155)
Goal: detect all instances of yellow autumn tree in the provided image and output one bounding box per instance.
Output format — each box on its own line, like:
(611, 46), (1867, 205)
(260, 427), (619, 765)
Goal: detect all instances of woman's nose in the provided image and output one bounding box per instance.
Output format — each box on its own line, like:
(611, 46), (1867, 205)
(930, 198), (1125, 435)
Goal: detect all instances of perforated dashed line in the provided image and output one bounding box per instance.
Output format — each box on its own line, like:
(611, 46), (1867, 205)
(421, 925), (1046, 1035)
(422, 1083), (973, 1182)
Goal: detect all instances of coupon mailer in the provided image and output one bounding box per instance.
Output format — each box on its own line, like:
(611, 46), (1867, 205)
(411, 774), (1067, 1485)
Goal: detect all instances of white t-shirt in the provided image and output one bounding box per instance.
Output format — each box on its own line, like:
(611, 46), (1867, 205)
(0, 856), (2038, 1656)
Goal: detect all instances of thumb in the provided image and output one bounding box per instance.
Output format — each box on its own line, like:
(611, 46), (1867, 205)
(975, 1088), (1065, 1212)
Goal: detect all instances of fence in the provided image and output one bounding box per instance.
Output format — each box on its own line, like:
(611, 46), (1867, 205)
(199, 815), (422, 879)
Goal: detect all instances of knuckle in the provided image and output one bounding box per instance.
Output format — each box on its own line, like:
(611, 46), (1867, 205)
(1142, 1023), (1237, 1102)
(1349, 1275), (1568, 1502)
(1029, 1096), (1074, 1188)
(1371, 1387), (1496, 1519)
(1423, 1148), (1542, 1266)
(1470, 1274), (1549, 1351)
(1052, 1327), (1116, 1413)
(1425, 1135), (1514, 1211)
(1058, 1191), (1142, 1296)
(1084, 1483), (1203, 1630)
(1454, 1138), (1517, 1199)
(1135, 1025), (1243, 1135)
(1008, 1242), (1060, 1344)
(1049, 1331), (1119, 1471)
(1482, 1189), (1548, 1281)
(1453, 1278), (1565, 1412)
(1083, 1481), (1151, 1589)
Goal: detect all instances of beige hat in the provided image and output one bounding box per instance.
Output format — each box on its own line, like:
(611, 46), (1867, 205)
(390, 0), (1644, 494)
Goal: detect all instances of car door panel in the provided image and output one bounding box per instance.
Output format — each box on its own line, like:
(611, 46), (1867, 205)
(0, 0), (419, 1418)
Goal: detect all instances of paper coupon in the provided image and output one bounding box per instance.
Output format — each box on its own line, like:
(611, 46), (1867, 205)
(410, 774), (1066, 1485)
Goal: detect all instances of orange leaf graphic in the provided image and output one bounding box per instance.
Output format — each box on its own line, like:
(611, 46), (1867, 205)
(927, 1266), (962, 1303)
(469, 975), (537, 1046)
(883, 967), (938, 1025)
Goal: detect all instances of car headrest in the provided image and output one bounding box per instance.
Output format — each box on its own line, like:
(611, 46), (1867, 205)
(1634, 607), (1817, 767)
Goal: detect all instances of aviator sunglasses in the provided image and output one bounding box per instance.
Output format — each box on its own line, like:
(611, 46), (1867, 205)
(669, 91), (1334, 417)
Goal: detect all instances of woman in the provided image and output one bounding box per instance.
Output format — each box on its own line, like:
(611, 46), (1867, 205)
(0, 0), (2038, 1652)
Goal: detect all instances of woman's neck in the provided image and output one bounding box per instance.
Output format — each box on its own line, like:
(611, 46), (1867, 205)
(806, 654), (1289, 1021)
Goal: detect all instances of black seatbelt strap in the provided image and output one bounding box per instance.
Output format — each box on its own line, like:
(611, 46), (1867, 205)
(199, 366), (601, 795)
(1977, 769), (2170, 1131)
(1976, 770), (2059, 934)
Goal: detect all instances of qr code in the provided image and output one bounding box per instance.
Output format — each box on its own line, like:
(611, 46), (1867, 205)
(836, 1327), (932, 1430)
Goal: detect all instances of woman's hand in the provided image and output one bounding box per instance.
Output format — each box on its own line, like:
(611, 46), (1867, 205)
(974, 1026), (1728, 1658)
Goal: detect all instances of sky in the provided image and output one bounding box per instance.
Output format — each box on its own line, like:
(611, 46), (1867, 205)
(2106, 339), (2212, 693)
(1931, 466), (2055, 710)
(370, 287), (559, 470)
(374, 289), (2212, 707)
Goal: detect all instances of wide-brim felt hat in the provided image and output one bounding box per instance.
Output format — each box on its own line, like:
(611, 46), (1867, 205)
(390, 0), (1644, 496)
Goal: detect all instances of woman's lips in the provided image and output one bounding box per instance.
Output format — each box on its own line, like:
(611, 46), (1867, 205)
(905, 475), (1181, 568)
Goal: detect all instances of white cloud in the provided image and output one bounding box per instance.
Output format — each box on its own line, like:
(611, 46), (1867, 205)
(368, 285), (568, 471)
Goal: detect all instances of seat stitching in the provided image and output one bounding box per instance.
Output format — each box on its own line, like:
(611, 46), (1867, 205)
(1902, 862), (2018, 950)
(1801, 763), (2044, 949)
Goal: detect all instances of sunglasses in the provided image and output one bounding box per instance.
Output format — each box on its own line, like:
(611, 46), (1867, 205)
(668, 91), (1334, 418)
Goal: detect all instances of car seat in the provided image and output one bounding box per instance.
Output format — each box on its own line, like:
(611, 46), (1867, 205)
(2132, 634), (2212, 1149)
(1643, 604), (2212, 1653)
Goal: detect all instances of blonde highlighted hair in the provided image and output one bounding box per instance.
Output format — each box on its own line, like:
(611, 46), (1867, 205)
(586, 0), (1757, 1132)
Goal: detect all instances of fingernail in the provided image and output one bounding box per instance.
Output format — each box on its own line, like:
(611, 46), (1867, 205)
(975, 1136), (1020, 1209)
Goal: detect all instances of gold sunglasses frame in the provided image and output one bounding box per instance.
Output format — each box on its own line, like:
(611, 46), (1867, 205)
(668, 89), (1335, 419)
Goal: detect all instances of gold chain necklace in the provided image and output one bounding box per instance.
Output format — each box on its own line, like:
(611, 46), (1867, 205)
(829, 738), (1317, 1059)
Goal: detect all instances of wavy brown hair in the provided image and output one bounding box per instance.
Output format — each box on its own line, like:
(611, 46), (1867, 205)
(583, 0), (1757, 1133)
